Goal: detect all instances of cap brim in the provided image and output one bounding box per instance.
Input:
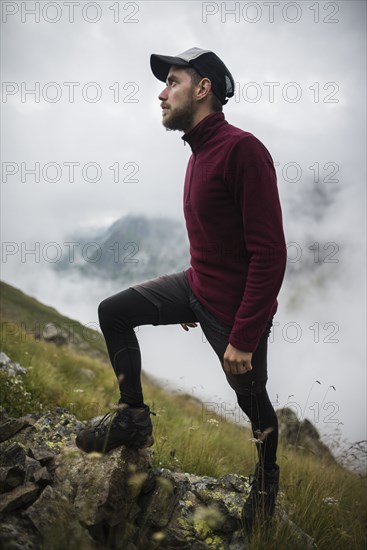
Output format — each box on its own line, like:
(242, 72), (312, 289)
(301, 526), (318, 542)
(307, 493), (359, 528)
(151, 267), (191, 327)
(150, 54), (190, 82)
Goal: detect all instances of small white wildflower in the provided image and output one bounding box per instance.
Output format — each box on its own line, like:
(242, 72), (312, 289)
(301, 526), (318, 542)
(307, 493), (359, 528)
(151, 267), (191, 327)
(73, 389), (84, 393)
(207, 418), (219, 427)
(249, 437), (263, 445)
(322, 496), (339, 506)
(189, 425), (200, 431)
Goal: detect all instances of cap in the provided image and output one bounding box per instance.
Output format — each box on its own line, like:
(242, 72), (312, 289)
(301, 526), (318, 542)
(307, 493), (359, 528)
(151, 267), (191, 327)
(150, 47), (235, 105)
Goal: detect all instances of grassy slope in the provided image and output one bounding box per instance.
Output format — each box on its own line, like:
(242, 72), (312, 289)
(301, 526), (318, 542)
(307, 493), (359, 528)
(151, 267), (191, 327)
(0, 280), (366, 549)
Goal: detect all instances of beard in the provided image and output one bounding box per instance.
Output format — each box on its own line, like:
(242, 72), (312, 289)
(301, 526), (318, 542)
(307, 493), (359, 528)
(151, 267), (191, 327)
(162, 94), (197, 133)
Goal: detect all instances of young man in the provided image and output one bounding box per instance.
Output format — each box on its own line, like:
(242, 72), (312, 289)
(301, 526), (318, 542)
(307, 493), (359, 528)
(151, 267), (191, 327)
(76, 48), (287, 533)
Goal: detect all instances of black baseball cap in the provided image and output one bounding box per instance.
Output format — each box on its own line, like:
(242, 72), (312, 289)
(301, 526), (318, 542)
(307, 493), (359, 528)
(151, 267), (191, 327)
(150, 47), (235, 105)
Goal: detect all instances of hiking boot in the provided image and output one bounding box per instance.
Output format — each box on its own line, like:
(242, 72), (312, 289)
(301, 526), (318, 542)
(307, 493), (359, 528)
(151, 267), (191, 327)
(75, 403), (156, 454)
(241, 462), (280, 534)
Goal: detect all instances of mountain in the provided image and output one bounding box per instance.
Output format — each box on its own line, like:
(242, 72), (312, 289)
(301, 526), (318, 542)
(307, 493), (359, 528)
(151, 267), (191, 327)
(53, 214), (191, 283)
(52, 188), (343, 291)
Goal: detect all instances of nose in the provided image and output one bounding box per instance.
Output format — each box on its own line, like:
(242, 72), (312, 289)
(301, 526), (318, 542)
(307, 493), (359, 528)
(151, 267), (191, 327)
(158, 86), (168, 101)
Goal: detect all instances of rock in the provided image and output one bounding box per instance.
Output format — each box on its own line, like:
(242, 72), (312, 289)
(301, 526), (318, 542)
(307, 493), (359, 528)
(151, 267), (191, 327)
(0, 352), (27, 376)
(80, 368), (96, 380)
(29, 466), (51, 487)
(0, 442), (27, 467)
(38, 323), (70, 346)
(136, 469), (248, 548)
(28, 446), (55, 465)
(0, 514), (39, 550)
(277, 407), (336, 461)
(55, 445), (153, 528)
(0, 482), (39, 513)
(25, 484), (96, 548)
(0, 352), (11, 367)
(0, 466), (25, 493)
(0, 407), (317, 550)
(24, 485), (60, 531)
(3, 408), (84, 454)
(24, 457), (43, 484)
(0, 417), (33, 443)
(0, 451), (50, 496)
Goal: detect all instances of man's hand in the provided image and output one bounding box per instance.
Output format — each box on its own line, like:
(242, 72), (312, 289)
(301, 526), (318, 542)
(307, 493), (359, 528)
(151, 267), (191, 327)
(223, 343), (253, 375)
(180, 322), (198, 331)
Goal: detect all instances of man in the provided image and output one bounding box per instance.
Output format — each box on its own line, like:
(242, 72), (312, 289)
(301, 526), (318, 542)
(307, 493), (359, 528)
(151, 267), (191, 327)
(76, 47), (287, 534)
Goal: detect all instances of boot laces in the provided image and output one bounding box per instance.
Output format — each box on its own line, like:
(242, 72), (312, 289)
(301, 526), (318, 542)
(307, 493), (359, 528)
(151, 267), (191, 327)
(94, 405), (156, 436)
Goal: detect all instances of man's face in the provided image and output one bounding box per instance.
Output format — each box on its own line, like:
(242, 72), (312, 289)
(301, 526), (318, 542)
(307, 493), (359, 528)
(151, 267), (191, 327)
(158, 66), (198, 133)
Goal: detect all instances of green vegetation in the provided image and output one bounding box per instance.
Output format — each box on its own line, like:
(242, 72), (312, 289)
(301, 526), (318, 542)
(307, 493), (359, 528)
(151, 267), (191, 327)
(1, 280), (366, 549)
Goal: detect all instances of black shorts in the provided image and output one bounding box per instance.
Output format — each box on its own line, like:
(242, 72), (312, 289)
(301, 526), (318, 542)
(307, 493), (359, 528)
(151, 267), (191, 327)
(130, 270), (273, 396)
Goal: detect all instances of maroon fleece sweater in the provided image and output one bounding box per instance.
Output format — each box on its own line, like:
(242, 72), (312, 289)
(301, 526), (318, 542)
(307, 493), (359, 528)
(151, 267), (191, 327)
(182, 112), (287, 352)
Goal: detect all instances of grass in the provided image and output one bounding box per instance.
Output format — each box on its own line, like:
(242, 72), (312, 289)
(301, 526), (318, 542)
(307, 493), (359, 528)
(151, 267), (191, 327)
(1, 279), (366, 549)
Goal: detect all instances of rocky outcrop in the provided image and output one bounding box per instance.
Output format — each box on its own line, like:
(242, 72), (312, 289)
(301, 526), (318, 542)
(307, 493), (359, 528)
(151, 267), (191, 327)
(276, 407), (337, 461)
(0, 353), (27, 377)
(0, 406), (316, 549)
(34, 323), (70, 346)
(0, 353), (318, 548)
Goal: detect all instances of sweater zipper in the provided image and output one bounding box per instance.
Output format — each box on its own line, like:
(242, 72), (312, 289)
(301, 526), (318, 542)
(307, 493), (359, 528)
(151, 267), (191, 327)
(187, 152), (196, 203)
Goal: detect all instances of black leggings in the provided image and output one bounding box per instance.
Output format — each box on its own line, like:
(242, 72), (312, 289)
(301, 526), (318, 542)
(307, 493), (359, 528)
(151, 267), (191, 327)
(98, 287), (278, 468)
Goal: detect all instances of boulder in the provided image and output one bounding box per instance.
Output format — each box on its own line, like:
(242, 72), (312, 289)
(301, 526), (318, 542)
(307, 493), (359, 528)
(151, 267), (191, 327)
(0, 353), (27, 376)
(0, 482), (39, 513)
(277, 407), (336, 461)
(0, 407), (316, 549)
(40, 323), (70, 346)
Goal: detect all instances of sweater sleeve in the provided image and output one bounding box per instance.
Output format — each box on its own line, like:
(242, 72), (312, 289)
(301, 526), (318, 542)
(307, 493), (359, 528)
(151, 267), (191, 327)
(224, 135), (287, 352)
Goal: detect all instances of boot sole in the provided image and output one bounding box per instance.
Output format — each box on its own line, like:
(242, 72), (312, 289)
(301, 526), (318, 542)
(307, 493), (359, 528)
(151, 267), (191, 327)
(127, 434), (154, 449)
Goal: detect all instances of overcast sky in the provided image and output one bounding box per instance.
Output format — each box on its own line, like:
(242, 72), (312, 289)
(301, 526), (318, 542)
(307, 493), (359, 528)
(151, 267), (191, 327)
(1, 1), (366, 450)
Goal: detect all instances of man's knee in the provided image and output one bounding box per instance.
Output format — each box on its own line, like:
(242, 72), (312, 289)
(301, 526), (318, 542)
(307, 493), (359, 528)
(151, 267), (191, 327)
(98, 293), (127, 330)
(228, 376), (268, 397)
(97, 288), (144, 331)
(98, 298), (111, 330)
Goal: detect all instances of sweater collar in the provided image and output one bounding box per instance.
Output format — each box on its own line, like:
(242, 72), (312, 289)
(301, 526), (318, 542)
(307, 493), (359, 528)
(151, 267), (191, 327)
(182, 112), (227, 153)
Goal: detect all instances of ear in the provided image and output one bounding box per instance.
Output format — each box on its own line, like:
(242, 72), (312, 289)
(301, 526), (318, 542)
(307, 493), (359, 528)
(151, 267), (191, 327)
(195, 77), (212, 101)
